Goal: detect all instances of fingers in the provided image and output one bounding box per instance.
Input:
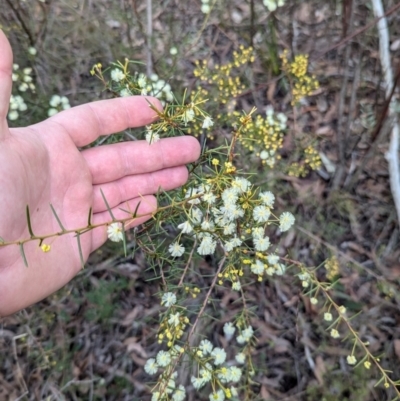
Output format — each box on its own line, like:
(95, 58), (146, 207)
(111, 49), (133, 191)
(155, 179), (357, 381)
(0, 30), (13, 139)
(90, 195), (157, 251)
(44, 96), (163, 147)
(92, 165), (188, 213)
(82, 136), (201, 185)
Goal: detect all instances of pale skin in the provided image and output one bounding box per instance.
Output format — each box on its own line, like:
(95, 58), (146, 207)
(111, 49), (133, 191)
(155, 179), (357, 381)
(0, 30), (200, 316)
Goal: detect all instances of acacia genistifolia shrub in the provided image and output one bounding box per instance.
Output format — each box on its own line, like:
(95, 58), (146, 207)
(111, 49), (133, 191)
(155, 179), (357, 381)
(4, 45), (400, 401)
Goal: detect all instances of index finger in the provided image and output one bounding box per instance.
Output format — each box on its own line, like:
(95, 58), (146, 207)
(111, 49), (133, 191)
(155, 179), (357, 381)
(43, 96), (162, 147)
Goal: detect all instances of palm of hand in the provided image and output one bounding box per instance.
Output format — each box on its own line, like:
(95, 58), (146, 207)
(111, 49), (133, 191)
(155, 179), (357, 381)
(1, 123), (95, 276)
(0, 31), (200, 315)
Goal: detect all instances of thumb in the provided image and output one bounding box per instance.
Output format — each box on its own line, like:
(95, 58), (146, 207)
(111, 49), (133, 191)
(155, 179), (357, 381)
(0, 30), (13, 139)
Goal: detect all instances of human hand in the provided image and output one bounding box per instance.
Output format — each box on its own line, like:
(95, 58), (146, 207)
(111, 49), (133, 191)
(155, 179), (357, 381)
(0, 31), (200, 316)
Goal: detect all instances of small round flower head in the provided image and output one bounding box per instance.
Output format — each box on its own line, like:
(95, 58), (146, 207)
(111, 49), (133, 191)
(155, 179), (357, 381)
(166, 378), (176, 394)
(211, 347), (226, 365)
(265, 266), (275, 276)
(48, 108), (58, 117)
(170, 47), (178, 56)
(224, 204), (245, 220)
(364, 361), (371, 369)
(266, 105), (274, 118)
(252, 226), (265, 239)
(154, 78), (166, 91)
(49, 94), (61, 107)
(259, 191), (275, 207)
(107, 222), (124, 242)
(169, 242), (185, 257)
(223, 322), (236, 341)
(120, 88), (131, 97)
(277, 112), (287, 129)
(202, 191), (217, 205)
(152, 392), (160, 401)
(190, 207), (203, 224)
(217, 366), (231, 383)
(161, 292), (177, 307)
(137, 73), (147, 88)
(201, 219), (215, 231)
(200, 365), (212, 382)
(23, 75), (33, 83)
(267, 253), (279, 265)
(41, 244), (51, 253)
(237, 326), (254, 344)
(202, 116), (214, 129)
(299, 272), (310, 282)
(224, 236), (242, 252)
(156, 350), (171, 367)
(201, 4), (211, 14)
(145, 130), (160, 144)
(111, 68), (125, 82)
(275, 263), (286, 275)
(251, 260), (264, 275)
(221, 187), (239, 205)
(235, 352), (245, 364)
(182, 108), (195, 125)
(16, 96), (27, 111)
(310, 297), (318, 305)
(191, 375), (205, 390)
(229, 366), (242, 383)
(209, 389), (225, 401)
(253, 236), (270, 252)
(347, 355), (357, 365)
(28, 46), (37, 55)
(168, 312), (181, 327)
(253, 205), (271, 223)
(199, 339), (213, 355)
(232, 281), (241, 291)
(339, 306), (347, 315)
(260, 150), (275, 163)
(144, 358), (158, 375)
(330, 329), (340, 339)
(164, 87), (174, 102)
(324, 312), (333, 322)
(8, 110), (19, 121)
(197, 234), (217, 255)
(172, 385), (186, 401)
(279, 212), (295, 232)
(60, 96), (70, 109)
(223, 222), (236, 235)
(172, 345), (184, 355)
(19, 82), (28, 92)
(233, 177), (251, 193)
(242, 326), (254, 339)
(178, 220), (193, 234)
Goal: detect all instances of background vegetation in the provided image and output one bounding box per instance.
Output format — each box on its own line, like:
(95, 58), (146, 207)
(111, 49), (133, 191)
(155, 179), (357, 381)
(1, 0), (400, 400)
